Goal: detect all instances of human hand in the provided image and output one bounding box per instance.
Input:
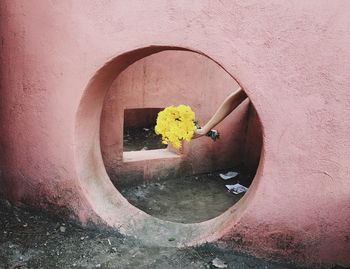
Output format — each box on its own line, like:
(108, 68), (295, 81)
(193, 127), (220, 141)
(192, 127), (207, 139)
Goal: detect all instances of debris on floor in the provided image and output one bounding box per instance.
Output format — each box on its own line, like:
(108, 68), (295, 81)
(120, 173), (240, 223)
(225, 183), (248, 194)
(219, 171), (239, 180)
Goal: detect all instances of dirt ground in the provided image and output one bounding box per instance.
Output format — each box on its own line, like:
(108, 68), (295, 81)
(119, 170), (251, 224)
(0, 199), (311, 269)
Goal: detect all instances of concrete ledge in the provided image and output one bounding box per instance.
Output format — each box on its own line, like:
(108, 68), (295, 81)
(123, 149), (180, 162)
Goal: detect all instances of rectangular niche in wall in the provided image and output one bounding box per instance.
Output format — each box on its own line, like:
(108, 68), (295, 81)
(123, 108), (167, 152)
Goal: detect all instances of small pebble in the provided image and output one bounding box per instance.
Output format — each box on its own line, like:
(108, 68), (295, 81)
(59, 226), (66, 233)
(4, 200), (12, 207)
(95, 264), (101, 268)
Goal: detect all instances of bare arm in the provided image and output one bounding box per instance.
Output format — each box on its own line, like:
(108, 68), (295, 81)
(194, 87), (247, 138)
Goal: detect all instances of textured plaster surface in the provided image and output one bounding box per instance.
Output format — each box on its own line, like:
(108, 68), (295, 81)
(0, 1), (349, 267)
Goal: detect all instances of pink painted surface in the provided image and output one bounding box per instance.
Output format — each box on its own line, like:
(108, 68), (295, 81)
(100, 51), (250, 184)
(0, 1), (349, 267)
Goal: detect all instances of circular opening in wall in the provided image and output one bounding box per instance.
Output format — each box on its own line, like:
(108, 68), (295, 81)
(100, 50), (263, 224)
(75, 46), (264, 246)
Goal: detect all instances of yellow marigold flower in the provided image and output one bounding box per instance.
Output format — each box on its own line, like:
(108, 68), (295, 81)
(155, 105), (196, 149)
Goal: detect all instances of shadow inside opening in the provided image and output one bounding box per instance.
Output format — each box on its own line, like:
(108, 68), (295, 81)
(101, 49), (263, 224)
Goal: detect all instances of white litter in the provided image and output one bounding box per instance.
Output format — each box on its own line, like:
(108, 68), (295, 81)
(219, 171), (239, 180)
(212, 257), (228, 268)
(225, 183), (248, 194)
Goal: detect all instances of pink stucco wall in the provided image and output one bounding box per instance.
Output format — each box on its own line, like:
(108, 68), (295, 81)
(0, 1), (349, 267)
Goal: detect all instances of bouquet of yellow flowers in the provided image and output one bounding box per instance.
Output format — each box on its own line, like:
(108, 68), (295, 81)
(155, 105), (196, 149)
(155, 105), (220, 150)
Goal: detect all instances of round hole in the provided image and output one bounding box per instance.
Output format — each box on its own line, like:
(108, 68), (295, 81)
(75, 46), (264, 246)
